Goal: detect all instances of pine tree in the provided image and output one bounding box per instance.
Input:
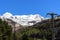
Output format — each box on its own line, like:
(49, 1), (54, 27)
(0, 19), (12, 40)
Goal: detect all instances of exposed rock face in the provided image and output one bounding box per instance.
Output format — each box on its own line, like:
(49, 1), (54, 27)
(0, 12), (45, 31)
(4, 18), (21, 32)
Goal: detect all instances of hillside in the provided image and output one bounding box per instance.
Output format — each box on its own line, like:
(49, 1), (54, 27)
(0, 19), (12, 40)
(33, 18), (60, 28)
(0, 15), (60, 40)
(15, 18), (60, 40)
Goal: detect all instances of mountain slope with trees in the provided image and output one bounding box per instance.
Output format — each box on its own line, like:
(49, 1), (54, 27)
(0, 19), (12, 40)
(16, 18), (60, 40)
(0, 17), (60, 40)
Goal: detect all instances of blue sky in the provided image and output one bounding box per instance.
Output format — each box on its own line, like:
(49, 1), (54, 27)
(0, 0), (60, 17)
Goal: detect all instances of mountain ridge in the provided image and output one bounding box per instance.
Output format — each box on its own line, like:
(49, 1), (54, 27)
(0, 12), (45, 26)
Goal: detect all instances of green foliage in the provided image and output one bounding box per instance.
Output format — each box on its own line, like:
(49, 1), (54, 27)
(0, 18), (60, 40)
(15, 19), (60, 40)
(12, 18), (60, 40)
(25, 28), (40, 36)
(22, 33), (28, 40)
(0, 19), (12, 40)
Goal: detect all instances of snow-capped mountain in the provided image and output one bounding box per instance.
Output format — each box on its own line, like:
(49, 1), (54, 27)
(0, 12), (45, 26)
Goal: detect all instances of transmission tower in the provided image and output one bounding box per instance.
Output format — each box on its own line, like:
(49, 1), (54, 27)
(47, 12), (57, 40)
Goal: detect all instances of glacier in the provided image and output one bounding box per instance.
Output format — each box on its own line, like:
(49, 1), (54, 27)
(0, 12), (45, 26)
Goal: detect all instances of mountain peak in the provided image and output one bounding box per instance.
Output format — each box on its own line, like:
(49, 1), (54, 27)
(3, 12), (13, 18)
(1, 12), (45, 26)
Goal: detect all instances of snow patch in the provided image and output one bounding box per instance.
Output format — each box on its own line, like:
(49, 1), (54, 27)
(0, 12), (45, 26)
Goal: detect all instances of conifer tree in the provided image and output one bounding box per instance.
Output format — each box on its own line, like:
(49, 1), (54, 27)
(0, 19), (12, 40)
